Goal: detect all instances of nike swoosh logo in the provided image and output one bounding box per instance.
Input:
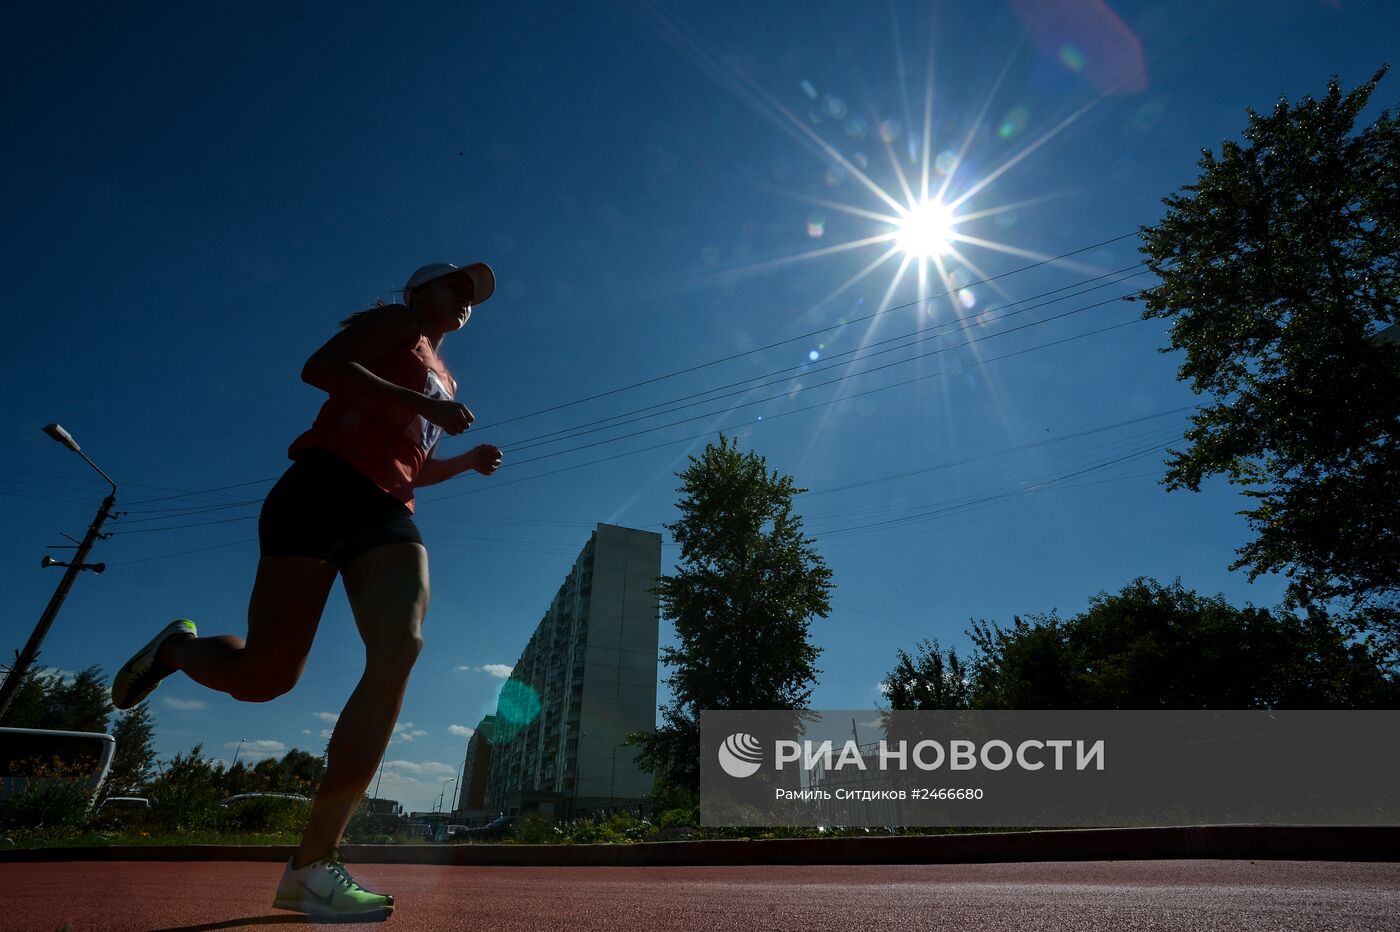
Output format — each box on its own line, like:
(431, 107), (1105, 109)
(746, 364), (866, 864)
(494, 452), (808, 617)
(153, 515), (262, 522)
(299, 880), (336, 909)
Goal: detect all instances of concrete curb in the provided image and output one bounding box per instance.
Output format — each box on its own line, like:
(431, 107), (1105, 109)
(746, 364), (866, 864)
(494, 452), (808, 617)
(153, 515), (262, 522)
(1, 826), (1397, 865)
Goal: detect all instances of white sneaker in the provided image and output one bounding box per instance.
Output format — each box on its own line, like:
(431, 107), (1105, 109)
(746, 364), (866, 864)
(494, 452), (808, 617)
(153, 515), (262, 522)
(272, 853), (394, 918)
(111, 619), (197, 710)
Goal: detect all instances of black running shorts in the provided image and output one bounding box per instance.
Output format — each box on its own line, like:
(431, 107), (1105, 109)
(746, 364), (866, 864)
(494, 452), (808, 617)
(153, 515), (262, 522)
(258, 448), (423, 569)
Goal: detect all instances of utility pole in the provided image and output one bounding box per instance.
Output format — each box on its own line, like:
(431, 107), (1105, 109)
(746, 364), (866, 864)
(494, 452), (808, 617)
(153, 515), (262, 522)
(0, 425), (118, 721)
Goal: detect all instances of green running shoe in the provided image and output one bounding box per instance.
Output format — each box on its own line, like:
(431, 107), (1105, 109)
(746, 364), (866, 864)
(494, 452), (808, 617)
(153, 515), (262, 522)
(111, 619), (197, 710)
(273, 853), (395, 918)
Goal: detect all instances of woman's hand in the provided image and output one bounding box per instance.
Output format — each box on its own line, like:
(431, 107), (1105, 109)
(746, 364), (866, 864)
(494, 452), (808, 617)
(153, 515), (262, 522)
(420, 398), (475, 435)
(413, 442), (502, 489)
(466, 444), (503, 476)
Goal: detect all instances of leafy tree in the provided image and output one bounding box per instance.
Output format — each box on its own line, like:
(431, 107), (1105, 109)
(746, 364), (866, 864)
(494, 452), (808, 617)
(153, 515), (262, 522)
(0, 665), (112, 732)
(629, 435), (834, 795)
(250, 748), (325, 795)
(219, 761), (255, 796)
(0, 668), (54, 728)
(148, 743), (224, 830)
(881, 639), (971, 710)
(1133, 69), (1400, 652)
(100, 702), (157, 801)
(962, 578), (1397, 709)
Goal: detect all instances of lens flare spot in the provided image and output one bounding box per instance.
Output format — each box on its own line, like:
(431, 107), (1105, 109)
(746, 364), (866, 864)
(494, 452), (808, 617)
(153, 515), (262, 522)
(808, 349), (820, 362)
(824, 95), (848, 119)
(492, 679), (542, 743)
(807, 216), (826, 238)
(896, 200), (956, 258)
(1058, 44), (1086, 72)
(1131, 102), (1164, 132)
(800, 79), (818, 100)
(958, 288), (977, 309)
(879, 119), (903, 143)
(1010, 0), (1147, 94)
(998, 106), (1030, 139)
(934, 149), (959, 175)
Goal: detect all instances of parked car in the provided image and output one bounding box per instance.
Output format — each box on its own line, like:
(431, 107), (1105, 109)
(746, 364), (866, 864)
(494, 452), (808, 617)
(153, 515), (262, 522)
(218, 793), (310, 806)
(462, 814), (514, 838)
(97, 796), (151, 811)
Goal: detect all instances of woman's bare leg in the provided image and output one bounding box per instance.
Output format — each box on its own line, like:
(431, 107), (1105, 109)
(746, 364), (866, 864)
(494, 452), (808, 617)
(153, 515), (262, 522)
(161, 556), (338, 701)
(295, 542), (428, 867)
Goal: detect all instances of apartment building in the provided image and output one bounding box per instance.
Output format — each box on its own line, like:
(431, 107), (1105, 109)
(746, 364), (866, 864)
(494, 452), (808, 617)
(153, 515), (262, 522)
(479, 523), (662, 819)
(452, 714), (495, 819)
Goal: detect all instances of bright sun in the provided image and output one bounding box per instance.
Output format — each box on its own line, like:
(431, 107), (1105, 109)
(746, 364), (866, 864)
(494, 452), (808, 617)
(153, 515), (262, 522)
(896, 199), (957, 258)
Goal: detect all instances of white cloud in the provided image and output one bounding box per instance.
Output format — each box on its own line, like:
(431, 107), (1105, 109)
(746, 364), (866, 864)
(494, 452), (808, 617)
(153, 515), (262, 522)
(227, 739), (287, 753)
(456, 663), (513, 679)
(225, 739), (290, 765)
(160, 697), (208, 712)
(382, 759), (455, 776)
(390, 722), (428, 744)
(32, 667), (82, 686)
(448, 725), (474, 737)
(314, 712), (339, 724)
(370, 762), (464, 812)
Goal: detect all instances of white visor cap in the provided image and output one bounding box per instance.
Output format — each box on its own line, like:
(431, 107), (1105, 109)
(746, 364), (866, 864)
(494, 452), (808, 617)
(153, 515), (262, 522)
(404, 262), (495, 306)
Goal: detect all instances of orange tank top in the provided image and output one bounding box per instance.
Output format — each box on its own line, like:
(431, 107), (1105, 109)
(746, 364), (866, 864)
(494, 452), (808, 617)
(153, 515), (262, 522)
(288, 326), (457, 512)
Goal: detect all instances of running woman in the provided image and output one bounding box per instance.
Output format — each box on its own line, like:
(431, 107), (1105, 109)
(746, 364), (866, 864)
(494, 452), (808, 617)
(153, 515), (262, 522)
(111, 260), (503, 919)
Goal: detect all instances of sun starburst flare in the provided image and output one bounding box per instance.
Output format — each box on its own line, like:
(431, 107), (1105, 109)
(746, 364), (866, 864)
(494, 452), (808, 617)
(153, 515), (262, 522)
(895, 199), (958, 259)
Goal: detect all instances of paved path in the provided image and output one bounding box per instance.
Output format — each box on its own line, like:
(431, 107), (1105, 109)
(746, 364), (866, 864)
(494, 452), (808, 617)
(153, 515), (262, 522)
(8, 860), (1400, 931)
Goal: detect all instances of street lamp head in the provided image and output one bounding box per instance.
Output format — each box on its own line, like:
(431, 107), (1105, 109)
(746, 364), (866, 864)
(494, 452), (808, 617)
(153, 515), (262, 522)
(42, 422), (116, 497)
(43, 423), (81, 453)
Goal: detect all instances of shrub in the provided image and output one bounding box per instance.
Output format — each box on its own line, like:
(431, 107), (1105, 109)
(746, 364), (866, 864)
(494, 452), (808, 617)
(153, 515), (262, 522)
(219, 796), (311, 835)
(554, 813), (654, 845)
(657, 806), (699, 829)
(509, 812), (554, 844)
(0, 756), (92, 831)
(148, 745), (223, 831)
(345, 797), (401, 843)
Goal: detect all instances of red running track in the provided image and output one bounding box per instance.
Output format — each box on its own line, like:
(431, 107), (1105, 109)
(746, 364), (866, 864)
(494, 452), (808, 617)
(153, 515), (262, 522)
(7, 860), (1400, 931)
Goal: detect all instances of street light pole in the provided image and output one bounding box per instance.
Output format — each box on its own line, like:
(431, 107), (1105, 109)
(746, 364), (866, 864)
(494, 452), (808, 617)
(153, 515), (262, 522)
(437, 777), (457, 814)
(0, 424), (118, 721)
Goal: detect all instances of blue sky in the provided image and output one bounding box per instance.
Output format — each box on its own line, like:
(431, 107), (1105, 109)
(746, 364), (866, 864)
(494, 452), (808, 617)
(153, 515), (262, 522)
(3, 1), (1394, 813)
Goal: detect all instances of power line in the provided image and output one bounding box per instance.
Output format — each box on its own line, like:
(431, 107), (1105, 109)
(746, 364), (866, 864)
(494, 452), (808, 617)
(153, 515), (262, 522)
(469, 295), (1144, 473)
(495, 264), (1151, 452)
(798, 407), (1192, 500)
(815, 437), (1178, 541)
(800, 426), (1185, 529)
(471, 229), (1146, 431)
(123, 477), (278, 509)
(426, 312), (1148, 505)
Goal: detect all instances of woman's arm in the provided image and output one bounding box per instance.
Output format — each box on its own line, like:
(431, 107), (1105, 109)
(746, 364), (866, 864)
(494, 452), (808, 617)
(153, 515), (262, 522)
(302, 305), (473, 434)
(414, 444), (503, 488)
